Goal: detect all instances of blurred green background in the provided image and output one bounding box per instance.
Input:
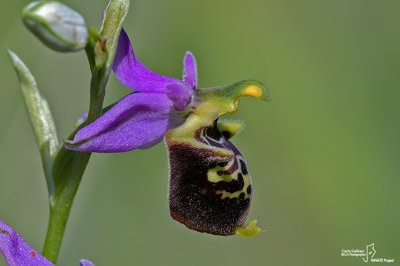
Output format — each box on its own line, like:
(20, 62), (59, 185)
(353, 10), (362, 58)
(0, 0), (399, 265)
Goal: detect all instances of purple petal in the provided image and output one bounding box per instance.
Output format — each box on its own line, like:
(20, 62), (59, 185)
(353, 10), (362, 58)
(80, 259), (95, 266)
(113, 28), (181, 93)
(165, 83), (192, 111)
(0, 220), (54, 266)
(65, 93), (183, 153)
(183, 51), (197, 88)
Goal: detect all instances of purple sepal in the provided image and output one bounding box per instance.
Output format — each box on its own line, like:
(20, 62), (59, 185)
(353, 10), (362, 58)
(0, 220), (54, 266)
(65, 92), (183, 153)
(80, 259), (95, 266)
(183, 51), (197, 88)
(113, 28), (182, 93)
(166, 83), (192, 111)
(65, 26), (198, 154)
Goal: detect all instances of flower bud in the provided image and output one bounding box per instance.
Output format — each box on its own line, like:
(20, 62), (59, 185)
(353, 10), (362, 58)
(22, 1), (88, 52)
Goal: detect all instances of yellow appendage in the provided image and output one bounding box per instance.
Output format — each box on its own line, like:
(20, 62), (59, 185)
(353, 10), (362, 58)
(241, 85), (263, 98)
(234, 220), (261, 237)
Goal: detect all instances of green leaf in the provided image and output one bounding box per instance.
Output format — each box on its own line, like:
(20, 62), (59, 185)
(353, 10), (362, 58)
(7, 49), (59, 195)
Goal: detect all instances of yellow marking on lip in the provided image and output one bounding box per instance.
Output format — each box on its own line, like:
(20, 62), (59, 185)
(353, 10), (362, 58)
(240, 85), (263, 98)
(216, 189), (243, 199)
(208, 172), (234, 183)
(207, 160), (237, 183)
(215, 173), (251, 199)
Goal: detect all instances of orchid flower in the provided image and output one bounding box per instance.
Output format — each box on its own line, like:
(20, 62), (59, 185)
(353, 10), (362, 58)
(0, 220), (94, 266)
(65, 28), (193, 152)
(65, 28), (270, 236)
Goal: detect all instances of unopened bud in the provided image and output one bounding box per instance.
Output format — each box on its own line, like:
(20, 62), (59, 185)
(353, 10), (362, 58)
(22, 1), (88, 52)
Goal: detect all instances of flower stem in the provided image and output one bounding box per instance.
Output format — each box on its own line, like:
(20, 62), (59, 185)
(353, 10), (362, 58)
(42, 206), (68, 263)
(41, 1), (129, 262)
(41, 60), (113, 261)
(41, 70), (105, 261)
(41, 61), (106, 262)
(42, 152), (90, 262)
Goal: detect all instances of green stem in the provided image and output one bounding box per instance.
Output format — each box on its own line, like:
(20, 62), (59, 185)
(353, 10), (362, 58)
(41, 1), (129, 262)
(42, 152), (90, 262)
(41, 67), (108, 261)
(42, 33), (106, 264)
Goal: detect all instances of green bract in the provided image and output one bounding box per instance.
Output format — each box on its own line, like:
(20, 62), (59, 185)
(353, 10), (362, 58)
(7, 49), (59, 196)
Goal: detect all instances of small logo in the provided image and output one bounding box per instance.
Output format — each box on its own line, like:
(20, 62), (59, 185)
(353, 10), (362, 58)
(362, 243), (376, 262)
(341, 243), (394, 263)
